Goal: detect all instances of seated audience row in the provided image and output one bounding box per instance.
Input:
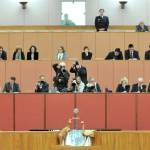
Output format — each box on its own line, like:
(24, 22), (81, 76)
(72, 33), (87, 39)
(1, 44), (150, 60)
(3, 75), (150, 93)
(106, 44), (150, 60)
(116, 77), (148, 93)
(0, 45), (92, 61)
(2, 61), (150, 93)
(0, 45), (38, 60)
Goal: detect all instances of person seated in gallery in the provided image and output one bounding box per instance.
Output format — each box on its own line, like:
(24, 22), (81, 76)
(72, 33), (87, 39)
(116, 77), (130, 93)
(144, 45), (150, 60)
(61, 14), (76, 26)
(70, 61), (87, 84)
(3, 77), (20, 93)
(131, 77), (146, 93)
(58, 109), (95, 147)
(13, 47), (25, 60)
(56, 46), (67, 61)
(69, 76), (85, 93)
(84, 77), (101, 92)
(0, 46), (7, 60)
(124, 44), (140, 60)
(136, 22), (149, 32)
(147, 83), (150, 92)
(35, 75), (49, 93)
(95, 9), (109, 31)
(53, 62), (70, 92)
(105, 48), (123, 60)
(81, 46), (92, 60)
(27, 45), (39, 60)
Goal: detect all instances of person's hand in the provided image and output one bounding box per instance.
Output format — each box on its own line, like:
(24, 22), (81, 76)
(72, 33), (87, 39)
(68, 119), (72, 124)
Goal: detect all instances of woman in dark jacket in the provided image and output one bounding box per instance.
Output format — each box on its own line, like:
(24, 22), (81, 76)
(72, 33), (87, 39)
(13, 47), (25, 60)
(81, 46), (92, 60)
(27, 45), (39, 60)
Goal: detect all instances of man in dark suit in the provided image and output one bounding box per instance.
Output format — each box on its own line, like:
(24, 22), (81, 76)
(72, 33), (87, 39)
(95, 9), (109, 32)
(70, 61), (87, 84)
(131, 77), (146, 93)
(145, 45), (150, 60)
(136, 22), (149, 32)
(3, 77), (20, 93)
(125, 44), (140, 60)
(105, 48), (123, 60)
(35, 75), (49, 93)
(0, 46), (7, 60)
(53, 62), (70, 92)
(84, 77), (101, 93)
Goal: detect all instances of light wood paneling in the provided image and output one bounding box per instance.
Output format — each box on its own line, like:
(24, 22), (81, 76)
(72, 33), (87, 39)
(80, 32), (96, 59)
(38, 33), (52, 60)
(52, 32), (67, 60)
(95, 32), (110, 59)
(110, 32), (124, 50)
(66, 32), (82, 59)
(8, 32), (24, 60)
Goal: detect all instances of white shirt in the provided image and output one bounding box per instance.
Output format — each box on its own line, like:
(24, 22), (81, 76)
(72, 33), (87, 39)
(57, 52), (64, 60)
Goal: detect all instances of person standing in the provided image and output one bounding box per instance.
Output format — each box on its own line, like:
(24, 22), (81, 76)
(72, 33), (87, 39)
(95, 9), (109, 32)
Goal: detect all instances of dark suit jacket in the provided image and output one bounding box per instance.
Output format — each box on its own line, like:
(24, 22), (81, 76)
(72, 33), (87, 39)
(84, 83), (101, 92)
(147, 83), (150, 92)
(3, 82), (20, 93)
(35, 81), (49, 93)
(124, 49), (140, 60)
(136, 25), (149, 32)
(13, 51), (25, 60)
(70, 66), (87, 84)
(82, 52), (92, 60)
(95, 16), (109, 31)
(116, 84), (130, 93)
(145, 50), (150, 60)
(131, 83), (146, 93)
(0, 50), (7, 60)
(53, 64), (70, 91)
(27, 52), (39, 60)
(105, 51), (123, 60)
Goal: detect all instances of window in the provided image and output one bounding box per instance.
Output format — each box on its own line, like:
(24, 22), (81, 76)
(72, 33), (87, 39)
(61, 1), (86, 26)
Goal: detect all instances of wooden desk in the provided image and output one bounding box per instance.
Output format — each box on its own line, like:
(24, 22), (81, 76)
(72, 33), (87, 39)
(0, 131), (150, 150)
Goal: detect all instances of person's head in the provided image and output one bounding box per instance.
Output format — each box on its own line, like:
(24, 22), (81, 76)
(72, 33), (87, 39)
(128, 44), (134, 51)
(16, 47), (22, 53)
(138, 77), (144, 84)
(58, 46), (65, 53)
(83, 46), (90, 53)
(39, 75), (45, 82)
(114, 48), (121, 56)
(64, 14), (69, 20)
(74, 61), (80, 69)
(0, 46), (3, 52)
(88, 77), (96, 84)
(139, 21), (145, 27)
(10, 77), (16, 84)
(99, 9), (105, 16)
(76, 76), (82, 84)
(59, 62), (66, 69)
(29, 45), (37, 53)
(120, 77), (128, 85)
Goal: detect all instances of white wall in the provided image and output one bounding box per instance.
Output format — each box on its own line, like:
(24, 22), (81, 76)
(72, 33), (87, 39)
(0, 0), (61, 25)
(0, 0), (149, 25)
(86, 0), (150, 25)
